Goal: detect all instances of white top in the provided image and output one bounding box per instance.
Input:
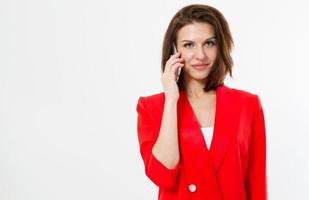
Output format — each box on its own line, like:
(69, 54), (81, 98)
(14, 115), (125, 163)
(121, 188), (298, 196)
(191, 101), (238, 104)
(200, 126), (214, 150)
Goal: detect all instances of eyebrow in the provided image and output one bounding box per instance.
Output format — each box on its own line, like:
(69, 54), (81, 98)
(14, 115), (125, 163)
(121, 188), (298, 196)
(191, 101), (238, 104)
(180, 36), (216, 43)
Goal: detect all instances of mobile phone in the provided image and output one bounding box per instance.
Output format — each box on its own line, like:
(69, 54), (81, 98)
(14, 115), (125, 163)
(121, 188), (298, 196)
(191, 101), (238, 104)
(172, 43), (182, 82)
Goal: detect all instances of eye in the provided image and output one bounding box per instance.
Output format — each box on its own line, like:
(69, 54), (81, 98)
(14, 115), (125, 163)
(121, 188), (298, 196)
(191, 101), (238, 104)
(204, 41), (216, 48)
(183, 43), (194, 48)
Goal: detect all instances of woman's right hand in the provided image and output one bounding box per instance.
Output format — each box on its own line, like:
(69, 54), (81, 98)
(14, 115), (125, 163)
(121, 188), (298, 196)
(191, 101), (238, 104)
(161, 52), (185, 101)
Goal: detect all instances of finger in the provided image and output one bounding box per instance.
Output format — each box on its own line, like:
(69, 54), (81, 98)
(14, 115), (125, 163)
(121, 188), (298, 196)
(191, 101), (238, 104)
(170, 63), (184, 76)
(169, 57), (185, 66)
(166, 58), (184, 74)
(165, 53), (183, 73)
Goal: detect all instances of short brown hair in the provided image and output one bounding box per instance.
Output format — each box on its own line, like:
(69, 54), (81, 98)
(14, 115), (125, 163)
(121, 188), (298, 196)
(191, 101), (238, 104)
(161, 4), (234, 92)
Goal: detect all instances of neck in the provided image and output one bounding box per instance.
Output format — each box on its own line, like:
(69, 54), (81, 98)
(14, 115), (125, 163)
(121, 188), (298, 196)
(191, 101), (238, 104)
(183, 77), (208, 98)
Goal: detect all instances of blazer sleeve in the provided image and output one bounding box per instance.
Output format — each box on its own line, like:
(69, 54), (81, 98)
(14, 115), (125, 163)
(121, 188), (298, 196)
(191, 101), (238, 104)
(136, 96), (180, 189)
(245, 95), (268, 200)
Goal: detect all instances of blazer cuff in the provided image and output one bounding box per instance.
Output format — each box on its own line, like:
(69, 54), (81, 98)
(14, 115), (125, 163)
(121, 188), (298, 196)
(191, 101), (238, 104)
(146, 151), (180, 189)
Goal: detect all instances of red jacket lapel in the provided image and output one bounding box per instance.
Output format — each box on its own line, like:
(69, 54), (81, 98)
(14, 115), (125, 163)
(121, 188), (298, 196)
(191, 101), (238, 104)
(177, 85), (235, 173)
(208, 85), (236, 173)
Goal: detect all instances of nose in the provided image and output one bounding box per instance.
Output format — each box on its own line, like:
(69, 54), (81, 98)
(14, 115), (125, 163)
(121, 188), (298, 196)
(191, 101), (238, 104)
(195, 46), (207, 60)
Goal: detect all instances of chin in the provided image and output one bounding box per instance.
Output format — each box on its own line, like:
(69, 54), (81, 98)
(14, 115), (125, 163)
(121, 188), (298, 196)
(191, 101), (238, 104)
(191, 70), (210, 77)
(187, 73), (210, 81)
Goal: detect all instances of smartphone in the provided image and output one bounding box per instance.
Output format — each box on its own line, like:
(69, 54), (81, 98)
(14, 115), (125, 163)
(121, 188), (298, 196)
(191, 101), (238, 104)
(172, 43), (182, 82)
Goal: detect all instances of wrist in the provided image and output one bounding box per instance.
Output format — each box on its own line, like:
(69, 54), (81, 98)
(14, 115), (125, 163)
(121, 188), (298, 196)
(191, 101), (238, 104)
(165, 98), (178, 105)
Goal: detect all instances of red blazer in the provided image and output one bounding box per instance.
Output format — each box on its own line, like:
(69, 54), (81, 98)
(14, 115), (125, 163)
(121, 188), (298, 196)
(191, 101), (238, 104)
(136, 85), (267, 200)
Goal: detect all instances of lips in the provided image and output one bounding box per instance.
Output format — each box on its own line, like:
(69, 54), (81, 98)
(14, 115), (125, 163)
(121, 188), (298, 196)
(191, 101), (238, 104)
(192, 63), (209, 70)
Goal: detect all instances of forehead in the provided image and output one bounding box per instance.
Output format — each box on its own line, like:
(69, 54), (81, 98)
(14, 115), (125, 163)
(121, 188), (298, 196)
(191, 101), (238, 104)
(176, 22), (215, 41)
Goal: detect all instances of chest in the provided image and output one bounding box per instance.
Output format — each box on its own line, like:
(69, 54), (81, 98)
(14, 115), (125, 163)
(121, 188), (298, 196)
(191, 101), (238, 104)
(188, 97), (216, 128)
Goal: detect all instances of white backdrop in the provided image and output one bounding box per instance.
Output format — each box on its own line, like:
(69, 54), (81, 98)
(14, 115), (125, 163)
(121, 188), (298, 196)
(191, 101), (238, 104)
(1, 0), (309, 199)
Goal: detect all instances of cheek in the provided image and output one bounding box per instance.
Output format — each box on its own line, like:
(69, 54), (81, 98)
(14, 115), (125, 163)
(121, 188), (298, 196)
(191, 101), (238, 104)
(208, 49), (218, 59)
(181, 52), (194, 63)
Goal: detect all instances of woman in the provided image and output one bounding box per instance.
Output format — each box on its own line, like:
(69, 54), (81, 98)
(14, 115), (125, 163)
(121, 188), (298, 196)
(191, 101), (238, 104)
(136, 4), (267, 200)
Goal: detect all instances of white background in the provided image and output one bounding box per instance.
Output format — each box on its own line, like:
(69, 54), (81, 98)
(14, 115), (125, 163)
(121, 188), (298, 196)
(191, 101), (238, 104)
(1, 0), (309, 199)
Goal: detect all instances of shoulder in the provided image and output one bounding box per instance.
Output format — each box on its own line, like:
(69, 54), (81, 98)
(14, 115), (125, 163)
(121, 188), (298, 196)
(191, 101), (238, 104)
(138, 91), (165, 101)
(136, 91), (165, 113)
(221, 85), (261, 107)
(224, 85), (257, 98)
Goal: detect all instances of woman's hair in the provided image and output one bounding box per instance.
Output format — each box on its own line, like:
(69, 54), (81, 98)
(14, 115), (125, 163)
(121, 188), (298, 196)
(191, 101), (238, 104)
(161, 4), (234, 92)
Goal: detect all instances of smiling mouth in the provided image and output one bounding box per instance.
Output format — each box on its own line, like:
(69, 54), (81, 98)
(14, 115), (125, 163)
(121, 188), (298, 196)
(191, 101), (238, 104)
(192, 64), (209, 70)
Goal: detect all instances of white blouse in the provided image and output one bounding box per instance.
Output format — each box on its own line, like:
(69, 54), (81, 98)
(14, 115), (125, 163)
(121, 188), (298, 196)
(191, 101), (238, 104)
(200, 126), (214, 150)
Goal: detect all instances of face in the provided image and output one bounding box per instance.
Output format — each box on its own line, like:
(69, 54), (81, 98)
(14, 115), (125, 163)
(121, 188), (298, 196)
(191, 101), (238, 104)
(176, 22), (217, 82)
